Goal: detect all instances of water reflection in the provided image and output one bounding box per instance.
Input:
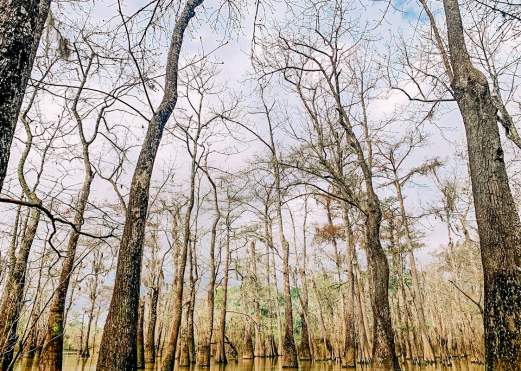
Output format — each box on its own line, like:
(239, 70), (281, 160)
(17, 355), (485, 371)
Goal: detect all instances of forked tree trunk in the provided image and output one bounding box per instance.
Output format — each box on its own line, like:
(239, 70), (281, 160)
(329, 58), (399, 368)
(97, 1), (203, 369)
(40, 56), (100, 370)
(81, 298), (96, 358)
(442, 0), (521, 368)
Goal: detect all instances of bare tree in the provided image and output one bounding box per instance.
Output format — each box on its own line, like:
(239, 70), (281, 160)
(97, 1), (204, 369)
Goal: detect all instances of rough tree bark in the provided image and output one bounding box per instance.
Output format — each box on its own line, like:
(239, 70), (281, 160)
(442, 0), (521, 368)
(0, 0), (51, 191)
(96, 1), (203, 369)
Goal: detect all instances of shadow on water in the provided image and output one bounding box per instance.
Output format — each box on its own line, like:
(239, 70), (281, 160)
(16, 355), (485, 371)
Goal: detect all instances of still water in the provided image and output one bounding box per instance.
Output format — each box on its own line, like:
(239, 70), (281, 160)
(17, 355), (485, 371)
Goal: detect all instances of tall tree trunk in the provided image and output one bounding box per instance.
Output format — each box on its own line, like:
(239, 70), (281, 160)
(186, 241), (197, 363)
(160, 209), (191, 371)
(341, 206), (356, 368)
(353, 254), (371, 363)
(271, 244), (283, 357)
(250, 241), (265, 358)
(197, 168), (220, 366)
(393, 179), (435, 363)
(297, 199), (312, 361)
(1, 198), (22, 284)
(364, 196), (400, 370)
(265, 100), (298, 367)
(442, 0), (521, 368)
(264, 215), (279, 358)
(97, 1), (203, 369)
(0, 207), (40, 370)
(145, 287), (159, 363)
(23, 251), (46, 362)
(0, 95), (45, 370)
(137, 299), (145, 369)
(330, 59), (399, 368)
(40, 56), (99, 368)
(81, 297), (96, 358)
(160, 109), (202, 371)
(215, 217), (231, 364)
(0, 0), (51, 191)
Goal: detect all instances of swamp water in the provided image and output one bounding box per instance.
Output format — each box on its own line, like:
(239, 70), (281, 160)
(16, 355), (485, 371)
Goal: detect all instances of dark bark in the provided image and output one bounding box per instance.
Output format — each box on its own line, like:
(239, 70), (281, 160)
(365, 203), (400, 370)
(0, 0), (51, 191)
(243, 324), (254, 359)
(299, 312), (311, 361)
(215, 217), (231, 365)
(137, 299), (145, 369)
(96, 1), (203, 369)
(80, 300), (95, 358)
(145, 287), (159, 363)
(442, 0), (521, 368)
